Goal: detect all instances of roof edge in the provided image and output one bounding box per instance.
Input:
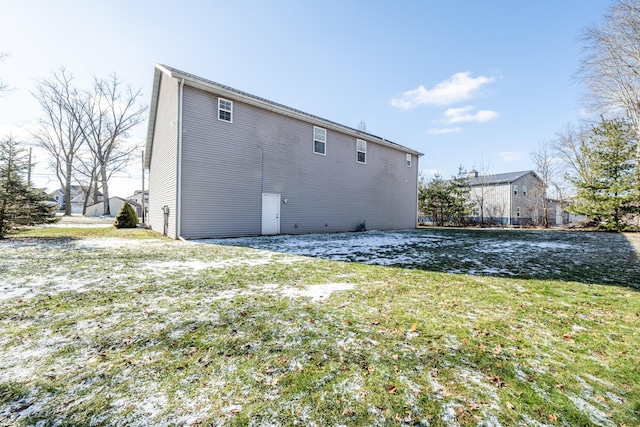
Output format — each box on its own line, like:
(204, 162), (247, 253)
(149, 63), (423, 157)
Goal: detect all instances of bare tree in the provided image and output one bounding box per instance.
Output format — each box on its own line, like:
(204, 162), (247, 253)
(30, 69), (84, 216)
(357, 120), (367, 132)
(0, 52), (12, 95)
(469, 158), (491, 225)
(76, 74), (147, 215)
(577, 0), (640, 168)
(553, 123), (593, 186)
(530, 140), (559, 227)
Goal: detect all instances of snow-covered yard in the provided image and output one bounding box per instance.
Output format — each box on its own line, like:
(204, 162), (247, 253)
(1, 228), (639, 426)
(203, 228), (640, 287)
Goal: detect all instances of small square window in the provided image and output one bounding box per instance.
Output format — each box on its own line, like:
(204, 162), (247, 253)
(218, 98), (233, 122)
(406, 153), (412, 167)
(356, 139), (366, 164)
(516, 207), (521, 217)
(313, 126), (326, 155)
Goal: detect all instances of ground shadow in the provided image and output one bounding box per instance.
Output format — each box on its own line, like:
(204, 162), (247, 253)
(198, 228), (640, 290)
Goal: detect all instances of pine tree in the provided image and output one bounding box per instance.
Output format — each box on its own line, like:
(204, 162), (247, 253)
(418, 167), (471, 226)
(0, 135), (58, 238)
(568, 118), (638, 230)
(114, 202), (139, 228)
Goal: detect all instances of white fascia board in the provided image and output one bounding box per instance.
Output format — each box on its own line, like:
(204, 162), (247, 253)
(144, 66), (164, 169)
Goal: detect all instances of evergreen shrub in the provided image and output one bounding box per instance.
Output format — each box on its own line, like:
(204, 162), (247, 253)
(114, 202), (139, 228)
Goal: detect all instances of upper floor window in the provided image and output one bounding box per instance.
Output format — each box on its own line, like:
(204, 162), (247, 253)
(313, 126), (326, 155)
(356, 139), (366, 163)
(523, 185), (527, 197)
(513, 184), (518, 196)
(218, 98), (233, 122)
(406, 153), (412, 167)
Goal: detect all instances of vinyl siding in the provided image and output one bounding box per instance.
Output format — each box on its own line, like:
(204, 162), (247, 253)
(180, 85), (418, 239)
(147, 74), (179, 238)
(510, 173), (544, 225)
(469, 172), (545, 225)
(470, 184), (511, 223)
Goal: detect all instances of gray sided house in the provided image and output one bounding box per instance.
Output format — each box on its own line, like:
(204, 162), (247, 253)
(145, 64), (423, 239)
(467, 170), (552, 226)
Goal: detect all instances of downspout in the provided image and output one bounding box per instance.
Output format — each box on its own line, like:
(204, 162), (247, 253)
(507, 181), (512, 226)
(415, 154), (423, 228)
(176, 78), (185, 239)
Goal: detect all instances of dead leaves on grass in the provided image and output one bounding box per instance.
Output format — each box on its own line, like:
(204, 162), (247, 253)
(487, 375), (505, 388)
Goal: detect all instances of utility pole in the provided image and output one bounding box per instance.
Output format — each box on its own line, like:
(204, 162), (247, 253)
(141, 150), (145, 224)
(27, 147), (32, 186)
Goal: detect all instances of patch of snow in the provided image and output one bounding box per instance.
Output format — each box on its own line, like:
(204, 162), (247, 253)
(513, 364), (527, 381)
(73, 238), (151, 249)
(0, 285), (31, 301)
(223, 404), (242, 414)
(441, 402), (459, 425)
(455, 367), (500, 409)
(567, 395), (614, 427)
(333, 374), (363, 401)
(136, 393), (169, 418)
(443, 334), (461, 352)
(575, 375), (594, 396)
(279, 283), (355, 302)
(478, 415), (503, 427)
(427, 369), (445, 400)
(605, 392), (624, 404)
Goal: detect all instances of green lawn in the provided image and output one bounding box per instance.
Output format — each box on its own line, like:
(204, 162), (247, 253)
(1, 227), (639, 426)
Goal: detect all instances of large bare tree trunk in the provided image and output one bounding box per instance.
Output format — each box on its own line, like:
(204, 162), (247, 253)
(31, 69), (85, 216)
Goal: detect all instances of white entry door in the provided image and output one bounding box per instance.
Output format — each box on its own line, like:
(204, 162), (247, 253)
(261, 193), (280, 235)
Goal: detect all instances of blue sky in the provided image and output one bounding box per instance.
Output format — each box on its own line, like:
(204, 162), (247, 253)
(0, 0), (610, 196)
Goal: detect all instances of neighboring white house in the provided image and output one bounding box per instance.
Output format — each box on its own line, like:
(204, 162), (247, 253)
(144, 64), (423, 239)
(51, 185), (103, 214)
(126, 190), (148, 221)
(467, 170), (555, 226)
(85, 197), (141, 219)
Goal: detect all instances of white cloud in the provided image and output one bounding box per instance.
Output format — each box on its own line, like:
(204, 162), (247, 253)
(390, 72), (495, 109)
(419, 168), (441, 179)
(441, 106), (499, 124)
(498, 151), (523, 162)
(427, 127), (462, 135)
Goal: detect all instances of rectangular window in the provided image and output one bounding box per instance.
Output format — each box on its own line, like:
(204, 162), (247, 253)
(313, 126), (326, 155)
(516, 207), (521, 217)
(406, 153), (412, 167)
(356, 139), (366, 163)
(523, 185), (527, 196)
(218, 98), (233, 122)
(513, 184), (518, 196)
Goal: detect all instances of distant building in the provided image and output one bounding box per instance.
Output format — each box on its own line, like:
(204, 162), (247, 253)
(85, 196), (142, 219)
(51, 185), (103, 214)
(466, 170), (559, 226)
(126, 190), (148, 221)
